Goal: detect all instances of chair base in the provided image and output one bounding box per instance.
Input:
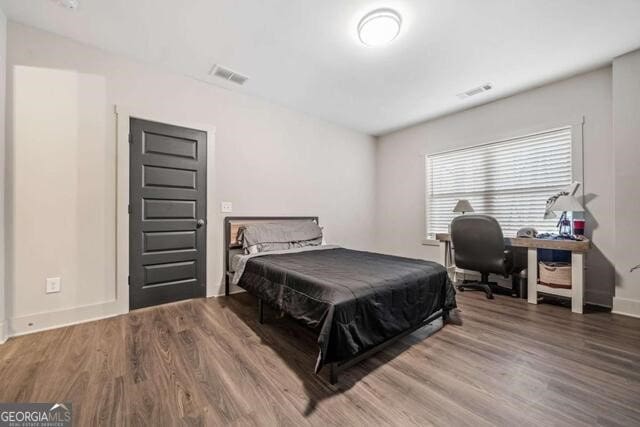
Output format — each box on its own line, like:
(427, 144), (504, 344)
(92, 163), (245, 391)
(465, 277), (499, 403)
(457, 282), (495, 299)
(456, 273), (510, 299)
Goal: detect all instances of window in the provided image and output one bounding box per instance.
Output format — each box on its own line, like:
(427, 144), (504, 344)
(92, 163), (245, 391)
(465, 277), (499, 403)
(425, 127), (573, 238)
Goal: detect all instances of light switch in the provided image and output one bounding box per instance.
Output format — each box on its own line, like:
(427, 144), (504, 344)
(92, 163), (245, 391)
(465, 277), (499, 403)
(221, 201), (233, 213)
(46, 277), (61, 294)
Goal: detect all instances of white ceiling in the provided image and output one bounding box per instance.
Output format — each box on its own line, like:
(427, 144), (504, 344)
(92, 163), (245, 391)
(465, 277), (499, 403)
(2, 0), (640, 135)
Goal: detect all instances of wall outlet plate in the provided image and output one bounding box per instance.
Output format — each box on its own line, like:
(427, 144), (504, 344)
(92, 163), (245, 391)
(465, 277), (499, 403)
(221, 201), (233, 213)
(46, 277), (61, 294)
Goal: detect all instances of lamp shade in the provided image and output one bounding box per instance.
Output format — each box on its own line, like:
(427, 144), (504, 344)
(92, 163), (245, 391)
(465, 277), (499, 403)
(550, 195), (584, 212)
(453, 199), (474, 213)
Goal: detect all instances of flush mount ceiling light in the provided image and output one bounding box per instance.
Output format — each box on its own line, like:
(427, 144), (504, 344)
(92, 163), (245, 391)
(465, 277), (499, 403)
(358, 8), (402, 47)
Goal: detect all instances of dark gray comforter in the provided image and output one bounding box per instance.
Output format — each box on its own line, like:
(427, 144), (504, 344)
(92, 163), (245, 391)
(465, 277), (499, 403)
(236, 247), (456, 372)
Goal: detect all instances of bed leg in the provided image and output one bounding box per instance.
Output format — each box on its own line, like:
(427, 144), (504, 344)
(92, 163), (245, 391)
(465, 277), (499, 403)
(329, 364), (338, 385)
(225, 276), (230, 296)
(258, 298), (264, 324)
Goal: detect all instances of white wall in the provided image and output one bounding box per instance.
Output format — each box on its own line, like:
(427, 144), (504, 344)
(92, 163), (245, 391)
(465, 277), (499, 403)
(0, 8), (6, 343)
(612, 49), (640, 317)
(375, 68), (615, 307)
(5, 23), (376, 336)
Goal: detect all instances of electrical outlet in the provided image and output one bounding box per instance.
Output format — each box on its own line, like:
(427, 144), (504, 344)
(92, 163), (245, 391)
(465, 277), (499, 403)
(221, 201), (233, 213)
(46, 277), (61, 294)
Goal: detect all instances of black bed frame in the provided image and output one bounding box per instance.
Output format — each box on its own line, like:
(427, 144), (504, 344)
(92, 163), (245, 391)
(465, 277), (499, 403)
(223, 216), (450, 385)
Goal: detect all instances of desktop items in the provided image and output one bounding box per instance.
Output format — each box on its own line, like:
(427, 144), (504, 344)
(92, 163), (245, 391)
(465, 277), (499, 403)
(559, 217), (572, 235)
(573, 219), (585, 236)
(537, 232), (585, 241)
(544, 181), (584, 236)
(550, 194), (584, 235)
(516, 227), (538, 238)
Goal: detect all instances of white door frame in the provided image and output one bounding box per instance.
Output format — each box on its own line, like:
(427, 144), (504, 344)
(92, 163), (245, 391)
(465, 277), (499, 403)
(115, 105), (216, 313)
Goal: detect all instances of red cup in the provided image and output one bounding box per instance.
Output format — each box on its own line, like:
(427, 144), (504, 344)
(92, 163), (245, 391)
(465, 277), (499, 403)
(573, 219), (585, 236)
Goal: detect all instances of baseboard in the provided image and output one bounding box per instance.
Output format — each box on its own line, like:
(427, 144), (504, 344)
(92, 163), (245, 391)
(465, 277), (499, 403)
(212, 288), (246, 298)
(4, 287), (246, 340)
(0, 320), (7, 344)
(612, 297), (640, 318)
(586, 301), (613, 309)
(8, 300), (126, 338)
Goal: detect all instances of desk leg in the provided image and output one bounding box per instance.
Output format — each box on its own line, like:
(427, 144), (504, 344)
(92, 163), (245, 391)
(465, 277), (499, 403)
(571, 252), (584, 314)
(527, 248), (538, 305)
(439, 241), (455, 282)
(439, 241), (448, 268)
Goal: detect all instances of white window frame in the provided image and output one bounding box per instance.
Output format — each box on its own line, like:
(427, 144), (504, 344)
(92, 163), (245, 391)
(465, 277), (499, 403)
(423, 118), (584, 245)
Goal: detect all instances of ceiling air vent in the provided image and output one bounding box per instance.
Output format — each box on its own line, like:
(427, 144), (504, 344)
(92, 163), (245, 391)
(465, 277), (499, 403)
(457, 83), (493, 100)
(54, 0), (79, 9)
(210, 65), (248, 86)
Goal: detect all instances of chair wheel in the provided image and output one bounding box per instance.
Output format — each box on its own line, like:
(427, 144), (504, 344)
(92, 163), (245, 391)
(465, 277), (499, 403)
(487, 293), (494, 299)
(458, 287), (465, 292)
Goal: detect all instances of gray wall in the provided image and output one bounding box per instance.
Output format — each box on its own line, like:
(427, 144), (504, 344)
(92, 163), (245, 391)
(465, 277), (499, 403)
(612, 49), (640, 317)
(375, 67), (615, 307)
(5, 23), (376, 335)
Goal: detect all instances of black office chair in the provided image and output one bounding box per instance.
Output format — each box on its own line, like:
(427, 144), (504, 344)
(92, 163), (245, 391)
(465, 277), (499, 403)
(450, 214), (513, 299)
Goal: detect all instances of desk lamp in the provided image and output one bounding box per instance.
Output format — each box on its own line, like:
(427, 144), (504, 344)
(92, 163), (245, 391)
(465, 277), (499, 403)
(453, 199), (474, 214)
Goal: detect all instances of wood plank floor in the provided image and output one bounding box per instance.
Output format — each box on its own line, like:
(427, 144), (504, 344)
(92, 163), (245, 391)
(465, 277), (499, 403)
(1, 292), (640, 426)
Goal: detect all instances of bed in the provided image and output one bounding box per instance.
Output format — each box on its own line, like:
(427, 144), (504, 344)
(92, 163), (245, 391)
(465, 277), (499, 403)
(224, 216), (456, 384)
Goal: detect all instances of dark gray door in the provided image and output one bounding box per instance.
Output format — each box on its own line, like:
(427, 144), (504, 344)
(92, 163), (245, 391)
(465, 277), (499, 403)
(129, 118), (207, 310)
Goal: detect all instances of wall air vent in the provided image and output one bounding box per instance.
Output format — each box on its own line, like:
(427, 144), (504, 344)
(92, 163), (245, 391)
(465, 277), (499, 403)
(210, 65), (249, 86)
(457, 83), (493, 100)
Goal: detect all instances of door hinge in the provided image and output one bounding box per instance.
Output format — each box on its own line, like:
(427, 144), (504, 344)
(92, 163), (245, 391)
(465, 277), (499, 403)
(128, 275), (131, 286)
(128, 133), (132, 144)
(128, 204), (132, 214)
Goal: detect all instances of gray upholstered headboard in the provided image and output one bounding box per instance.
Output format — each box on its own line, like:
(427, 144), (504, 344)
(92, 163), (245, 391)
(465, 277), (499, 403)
(223, 216), (319, 295)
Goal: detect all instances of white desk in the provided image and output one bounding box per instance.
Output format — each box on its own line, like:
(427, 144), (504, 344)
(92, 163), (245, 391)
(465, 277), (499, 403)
(435, 233), (591, 313)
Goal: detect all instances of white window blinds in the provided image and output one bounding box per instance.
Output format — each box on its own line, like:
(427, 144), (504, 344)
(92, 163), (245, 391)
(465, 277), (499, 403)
(426, 127), (573, 238)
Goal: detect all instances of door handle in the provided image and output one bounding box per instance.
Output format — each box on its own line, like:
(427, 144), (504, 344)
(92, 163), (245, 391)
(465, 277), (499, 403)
(197, 219), (206, 228)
